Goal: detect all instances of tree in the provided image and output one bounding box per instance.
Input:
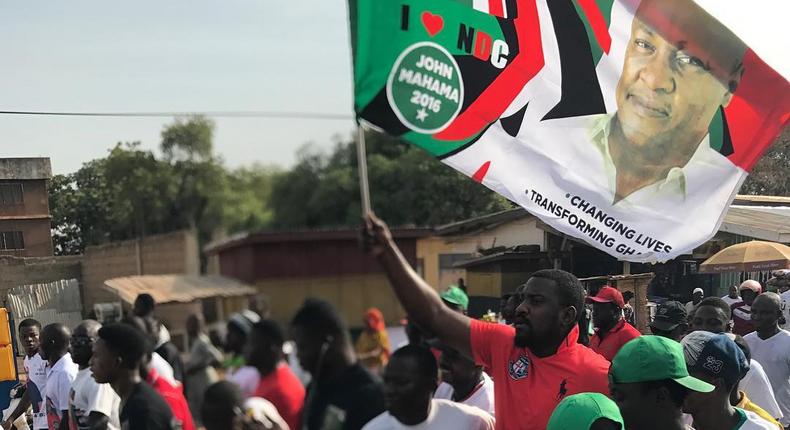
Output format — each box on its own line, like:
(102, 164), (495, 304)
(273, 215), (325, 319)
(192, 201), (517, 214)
(741, 127), (790, 196)
(49, 116), (277, 256)
(269, 130), (512, 229)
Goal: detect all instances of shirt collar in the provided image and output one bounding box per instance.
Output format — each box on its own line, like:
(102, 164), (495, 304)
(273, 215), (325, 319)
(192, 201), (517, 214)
(589, 114), (715, 203)
(530, 325), (581, 360)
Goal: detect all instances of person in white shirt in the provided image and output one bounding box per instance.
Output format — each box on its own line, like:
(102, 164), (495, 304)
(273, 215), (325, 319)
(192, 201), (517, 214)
(363, 345), (494, 430)
(69, 320), (121, 430)
(723, 286), (742, 307)
(2, 319), (48, 430)
(745, 293), (790, 428)
(686, 288), (705, 317)
(434, 346), (495, 416)
(40, 324), (79, 430)
(691, 298), (783, 419)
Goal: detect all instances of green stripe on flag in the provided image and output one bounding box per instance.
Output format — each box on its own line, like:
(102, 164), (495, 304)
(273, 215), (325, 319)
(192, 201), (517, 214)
(708, 108), (724, 153)
(572, 0), (615, 65)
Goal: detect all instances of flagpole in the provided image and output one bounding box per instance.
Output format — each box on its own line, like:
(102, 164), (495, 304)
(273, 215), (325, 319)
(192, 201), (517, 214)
(356, 122), (372, 215)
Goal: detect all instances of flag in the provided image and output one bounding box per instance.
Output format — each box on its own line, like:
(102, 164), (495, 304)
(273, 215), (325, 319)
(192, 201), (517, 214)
(349, 0), (790, 262)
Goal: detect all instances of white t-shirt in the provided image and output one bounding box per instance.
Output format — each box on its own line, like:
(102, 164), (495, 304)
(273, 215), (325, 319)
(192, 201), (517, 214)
(723, 295), (742, 306)
(362, 399), (495, 430)
(69, 367), (121, 430)
(741, 359), (783, 420)
(745, 330), (790, 426)
(151, 352), (177, 385)
(45, 353), (78, 430)
(736, 408), (780, 429)
(433, 373), (495, 416)
(24, 353), (48, 430)
(228, 365), (261, 398)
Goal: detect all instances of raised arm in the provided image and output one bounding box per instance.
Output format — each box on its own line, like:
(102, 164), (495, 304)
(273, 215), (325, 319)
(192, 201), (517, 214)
(363, 213), (472, 357)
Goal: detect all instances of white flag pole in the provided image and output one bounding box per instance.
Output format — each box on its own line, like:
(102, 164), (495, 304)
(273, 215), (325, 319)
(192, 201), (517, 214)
(356, 122), (372, 215)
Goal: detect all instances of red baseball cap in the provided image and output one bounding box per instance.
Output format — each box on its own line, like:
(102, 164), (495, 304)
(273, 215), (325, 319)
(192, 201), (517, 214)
(586, 286), (625, 309)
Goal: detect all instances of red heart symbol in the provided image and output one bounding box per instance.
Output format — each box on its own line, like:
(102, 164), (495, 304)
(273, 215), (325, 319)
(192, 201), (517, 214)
(421, 11), (444, 37)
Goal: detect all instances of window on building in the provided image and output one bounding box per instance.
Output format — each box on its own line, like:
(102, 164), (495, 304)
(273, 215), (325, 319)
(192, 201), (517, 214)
(0, 183), (24, 205)
(0, 231), (24, 250)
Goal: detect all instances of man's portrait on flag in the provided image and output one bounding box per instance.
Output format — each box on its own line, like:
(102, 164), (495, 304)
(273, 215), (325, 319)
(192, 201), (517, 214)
(350, 0), (789, 261)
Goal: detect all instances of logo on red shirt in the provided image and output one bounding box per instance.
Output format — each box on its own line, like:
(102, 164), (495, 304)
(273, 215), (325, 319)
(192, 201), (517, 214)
(508, 354), (530, 380)
(557, 378), (568, 400)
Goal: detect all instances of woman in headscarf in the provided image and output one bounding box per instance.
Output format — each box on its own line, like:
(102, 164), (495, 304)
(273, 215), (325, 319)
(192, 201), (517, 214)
(354, 308), (391, 374)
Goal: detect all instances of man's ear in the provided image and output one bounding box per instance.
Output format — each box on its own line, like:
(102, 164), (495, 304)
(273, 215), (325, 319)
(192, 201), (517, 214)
(562, 306), (578, 328)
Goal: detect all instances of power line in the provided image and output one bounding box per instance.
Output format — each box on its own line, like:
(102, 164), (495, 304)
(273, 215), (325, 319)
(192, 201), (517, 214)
(0, 110), (354, 120)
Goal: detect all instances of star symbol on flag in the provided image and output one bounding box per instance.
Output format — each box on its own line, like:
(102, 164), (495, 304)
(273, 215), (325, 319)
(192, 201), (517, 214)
(416, 108), (429, 122)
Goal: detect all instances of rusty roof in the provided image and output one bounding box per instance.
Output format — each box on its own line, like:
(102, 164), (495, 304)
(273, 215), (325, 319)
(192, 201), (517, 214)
(102, 275), (256, 305)
(204, 227), (433, 254)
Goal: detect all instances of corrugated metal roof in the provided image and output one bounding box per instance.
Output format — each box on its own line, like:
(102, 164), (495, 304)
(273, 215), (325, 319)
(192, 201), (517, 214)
(435, 208), (529, 236)
(720, 207), (790, 243)
(733, 195), (790, 206)
(103, 275), (256, 305)
(204, 227), (432, 254)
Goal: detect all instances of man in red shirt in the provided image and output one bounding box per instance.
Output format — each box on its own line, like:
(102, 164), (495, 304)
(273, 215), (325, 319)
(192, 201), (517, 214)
(587, 286), (641, 361)
(245, 320), (305, 430)
(363, 213), (610, 430)
(146, 367), (196, 430)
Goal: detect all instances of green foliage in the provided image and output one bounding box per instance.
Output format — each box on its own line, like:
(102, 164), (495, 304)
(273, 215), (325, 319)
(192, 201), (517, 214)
(741, 127), (790, 196)
(268, 130), (512, 229)
(49, 116), (277, 255)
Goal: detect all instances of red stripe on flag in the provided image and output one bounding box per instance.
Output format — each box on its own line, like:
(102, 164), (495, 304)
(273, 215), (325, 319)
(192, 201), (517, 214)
(488, 0), (505, 18)
(575, 0), (611, 54)
(435, 0), (544, 141)
(724, 49), (790, 171)
(472, 161), (491, 182)
(488, 0), (504, 17)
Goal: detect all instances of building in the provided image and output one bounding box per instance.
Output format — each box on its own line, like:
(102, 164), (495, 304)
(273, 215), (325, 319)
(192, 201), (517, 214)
(101, 275), (256, 350)
(205, 228), (431, 328)
(420, 195), (790, 302)
(0, 158), (53, 257)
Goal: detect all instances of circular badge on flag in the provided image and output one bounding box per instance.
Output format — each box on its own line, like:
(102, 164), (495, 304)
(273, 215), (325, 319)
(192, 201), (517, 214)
(386, 42), (464, 134)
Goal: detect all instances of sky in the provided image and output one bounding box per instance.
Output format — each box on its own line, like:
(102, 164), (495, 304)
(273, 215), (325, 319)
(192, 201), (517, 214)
(0, 1), (356, 174)
(1, 1), (787, 175)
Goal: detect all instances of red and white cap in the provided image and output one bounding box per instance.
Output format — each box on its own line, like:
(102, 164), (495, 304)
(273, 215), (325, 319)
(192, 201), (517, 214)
(585, 286), (625, 309)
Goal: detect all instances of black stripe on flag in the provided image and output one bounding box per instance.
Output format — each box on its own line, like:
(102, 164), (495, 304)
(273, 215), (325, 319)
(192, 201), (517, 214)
(541, 0), (607, 120)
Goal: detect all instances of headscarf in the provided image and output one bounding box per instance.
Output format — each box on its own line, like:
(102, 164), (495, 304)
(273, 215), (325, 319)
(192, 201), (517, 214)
(364, 308), (386, 332)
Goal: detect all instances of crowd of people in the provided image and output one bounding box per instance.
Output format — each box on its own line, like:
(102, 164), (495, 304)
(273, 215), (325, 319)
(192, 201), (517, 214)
(1, 215), (787, 430)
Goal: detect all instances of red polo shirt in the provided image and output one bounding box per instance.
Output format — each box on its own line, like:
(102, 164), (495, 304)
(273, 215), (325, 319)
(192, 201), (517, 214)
(146, 369), (195, 430)
(589, 318), (642, 361)
(470, 320), (610, 430)
(253, 363), (305, 430)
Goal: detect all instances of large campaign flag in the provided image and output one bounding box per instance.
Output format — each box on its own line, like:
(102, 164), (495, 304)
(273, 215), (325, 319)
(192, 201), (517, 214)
(349, 0), (789, 262)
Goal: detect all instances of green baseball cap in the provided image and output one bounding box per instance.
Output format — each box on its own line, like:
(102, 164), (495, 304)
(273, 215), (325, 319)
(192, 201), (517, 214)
(440, 285), (469, 311)
(547, 393), (624, 430)
(610, 336), (714, 393)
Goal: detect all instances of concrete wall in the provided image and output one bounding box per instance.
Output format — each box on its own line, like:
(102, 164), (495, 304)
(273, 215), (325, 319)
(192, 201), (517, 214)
(0, 180), (50, 218)
(0, 255), (82, 291)
(417, 217), (545, 289)
(0, 158), (52, 180)
(0, 219), (53, 257)
(81, 230), (200, 310)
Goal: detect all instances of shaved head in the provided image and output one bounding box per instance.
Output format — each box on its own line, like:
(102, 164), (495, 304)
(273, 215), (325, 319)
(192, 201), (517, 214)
(74, 320), (101, 338)
(753, 292), (781, 311)
(40, 323), (71, 362)
(752, 292), (782, 333)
